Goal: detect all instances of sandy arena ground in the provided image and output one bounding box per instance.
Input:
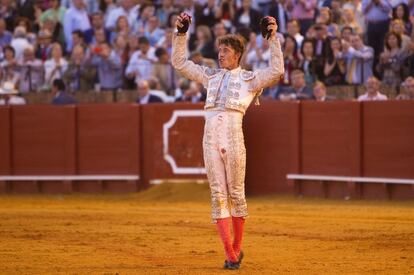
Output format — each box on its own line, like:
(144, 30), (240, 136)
(0, 183), (413, 274)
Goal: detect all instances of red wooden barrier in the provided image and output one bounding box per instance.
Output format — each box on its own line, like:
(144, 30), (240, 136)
(76, 104), (140, 192)
(0, 107), (11, 193)
(244, 101), (300, 195)
(300, 101), (361, 198)
(11, 105), (76, 193)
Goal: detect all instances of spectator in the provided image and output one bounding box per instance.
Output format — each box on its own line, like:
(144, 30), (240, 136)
(340, 25), (354, 43)
(341, 8), (363, 35)
(17, 0), (36, 21)
(85, 11), (111, 45)
(233, 0), (263, 34)
(63, 0), (91, 51)
(88, 43), (123, 91)
(402, 38), (414, 78)
(134, 3), (156, 36)
(136, 79), (163, 104)
(196, 0), (219, 28)
(0, 81), (26, 105)
(362, 0), (392, 59)
(316, 7), (339, 37)
(35, 30), (53, 62)
(215, 0), (236, 31)
(144, 16), (165, 47)
(268, 0), (289, 33)
(156, 28), (174, 55)
(377, 31), (407, 88)
(110, 16), (131, 44)
(392, 3), (412, 35)
(324, 37), (346, 85)
(125, 36), (156, 82)
(299, 38), (317, 85)
(44, 43), (68, 90)
(389, 19), (412, 52)
(101, 0), (117, 22)
(313, 23), (329, 81)
(151, 47), (177, 96)
(11, 26), (31, 63)
(280, 35), (300, 86)
(15, 17), (37, 44)
(276, 69), (313, 101)
(157, 0), (176, 28)
(105, 0), (139, 31)
(286, 20), (304, 49)
(342, 33), (374, 84)
(358, 76), (388, 101)
(286, 0), (318, 35)
(51, 78), (78, 105)
(71, 30), (87, 52)
(312, 80), (335, 101)
(0, 18), (12, 48)
(175, 80), (206, 103)
(0, 0), (17, 32)
(113, 35), (131, 89)
(194, 25), (216, 59)
(0, 46), (20, 85)
(40, 0), (66, 26)
(19, 45), (44, 93)
(396, 76), (414, 99)
(63, 45), (96, 92)
(245, 32), (271, 70)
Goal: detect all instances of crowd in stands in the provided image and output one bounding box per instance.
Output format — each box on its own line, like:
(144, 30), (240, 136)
(0, 0), (414, 105)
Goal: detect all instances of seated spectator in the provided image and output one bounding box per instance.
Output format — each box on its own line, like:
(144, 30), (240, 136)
(11, 26), (31, 63)
(276, 69), (313, 101)
(44, 43), (68, 90)
(357, 76), (388, 101)
(377, 32), (407, 89)
(396, 76), (414, 100)
(0, 46), (20, 85)
(389, 19), (412, 53)
(125, 36), (156, 82)
(340, 26), (353, 43)
(0, 18), (12, 48)
(18, 45), (44, 93)
(71, 30), (88, 52)
(298, 38), (317, 85)
(63, 45), (96, 92)
(136, 79), (163, 104)
(88, 43), (123, 92)
(285, 0), (317, 35)
(151, 47), (177, 96)
(0, 81), (26, 105)
(342, 33), (374, 85)
(324, 37), (346, 85)
(51, 78), (78, 105)
(175, 81), (206, 103)
(312, 81), (335, 101)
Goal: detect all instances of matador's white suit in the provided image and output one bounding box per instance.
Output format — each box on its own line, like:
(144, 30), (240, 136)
(172, 34), (284, 221)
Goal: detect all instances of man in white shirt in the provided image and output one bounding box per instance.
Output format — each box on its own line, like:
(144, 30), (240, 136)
(63, 0), (91, 52)
(125, 36), (157, 83)
(10, 26), (31, 63)
(105, 0), (140, 31)
(358, 76), (388, 101)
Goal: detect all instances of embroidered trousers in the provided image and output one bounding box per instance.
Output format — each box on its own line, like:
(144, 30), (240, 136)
(203, 111), (248, 221)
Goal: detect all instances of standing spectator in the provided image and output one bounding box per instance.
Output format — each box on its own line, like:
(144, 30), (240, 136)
(113, 34), (131, 89)
(245, 32), (271, 70)
(357, 76), (388, 101)
(341, 8), (363, 35)
(312, 80), (335, 101)
(0, 46), (20, 85)
(125, 36), (156, 82)
(0, 0), (17, 32)
(63, 45), (96, 92)
(85, 12), (111, 45)
(105, 0), (139, 31)
(268, 0), (289, 34)
(287, 20), (304, 49)
(35, 30), (53, 62)
(40, 0), (66, 25)
(313, 23), (329, 81)
(280, 35), (300, 87)
(0, 81), (26, 105)
(402, 38), (414, 78)
(392, 3), (412, 35)
(135, 79), (163, 104)
(215, 0), (236, 31)
(144, 16), (165, 47)
(0, 18), (12, 48)
(286, 0), (317, 35)
(299, 38), (317, 85)
(362, 0), (392, 59)
(396, 76), (414, 99)
(71, 30), (87, 52)
(343, 0), (366, 32)
(88, 43), (123, 91)
(342, 33), (374, 84)
(340, 26), (354, 43)
(276, 69), (313, 100)
(151, 47), (177, 95)
(18, 45), (44, 93)
(233, 0), (263, 34)
(10, 27), (31, 63)
(377, 31), (406, 88)
(134, 3), (156, 36)
(63, 0), (92, 52)
(156, 28), (174, 55)
(17, 0), (36, 21)
(324, 37), (346, 85)
(157, 0), (176, 28)
(44, 43), (68, 90)
(196, 0), (219, 28)
(110, 16), (131, 44)
(389, 19), (412, 52)
(51, 78), (78, 105)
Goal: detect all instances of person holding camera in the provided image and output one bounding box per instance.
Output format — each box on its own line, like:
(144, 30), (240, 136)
(172, 13), (284, 270)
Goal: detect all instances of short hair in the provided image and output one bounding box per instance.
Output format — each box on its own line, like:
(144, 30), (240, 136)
(155, 47), (167, 58)
(217, 34), (246, 64)
(138, 36), (150, 45)
(313, 80), (326, 90)
(341, 26), (353, 34)
(53, 79), (66, 91)
(291, 69), (305, 77)
(72, 29), (84, 39)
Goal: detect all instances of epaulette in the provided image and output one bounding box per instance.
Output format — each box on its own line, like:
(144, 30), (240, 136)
(205, 67), (220, 77)
(240, 70), (255, 81)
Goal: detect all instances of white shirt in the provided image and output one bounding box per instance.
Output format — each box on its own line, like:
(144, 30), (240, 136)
(0, 95), (26, 105)
(105, 5), (140, 30)
(44, 58), (68, 84)
(10, 37), (31, 63)
(63, 6), (91, 51)
(125, 47), (157, 81)
(358, 92), (388, 101)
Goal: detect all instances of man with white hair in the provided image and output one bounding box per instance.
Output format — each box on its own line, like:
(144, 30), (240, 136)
(63, 0), (91, 51)
(19, 45), (44, 93)
(10, 26), (31, 63)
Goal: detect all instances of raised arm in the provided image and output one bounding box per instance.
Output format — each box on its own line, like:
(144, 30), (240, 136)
(171, 13), (208, 86)
(250, 17), (284, 92)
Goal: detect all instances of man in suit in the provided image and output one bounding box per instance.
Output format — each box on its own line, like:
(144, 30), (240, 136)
(136, 79), (163, 104)
(17, 0), (36, 21)
(276, 69), (313, 100)
(51, 79), (78, 105)
(312, 81), (335, 101)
